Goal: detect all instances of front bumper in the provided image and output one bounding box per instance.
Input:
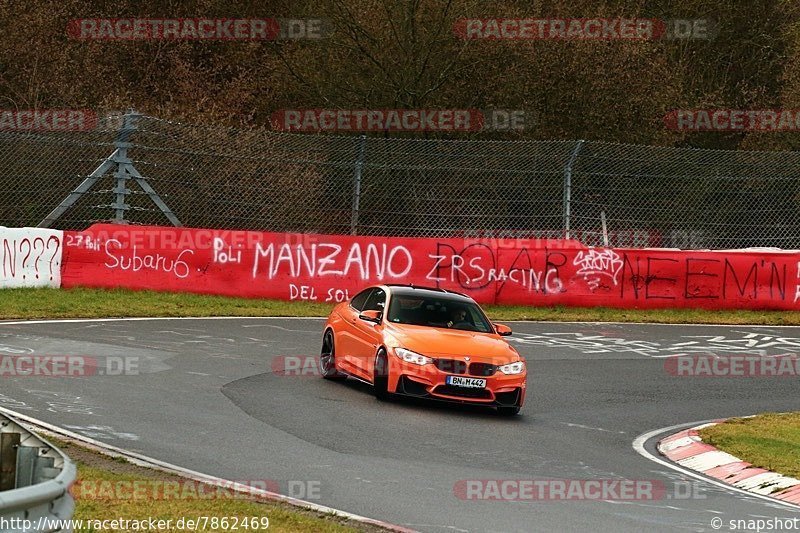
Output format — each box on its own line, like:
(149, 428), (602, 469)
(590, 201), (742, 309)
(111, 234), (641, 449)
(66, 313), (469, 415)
(388, 359), (526, 407)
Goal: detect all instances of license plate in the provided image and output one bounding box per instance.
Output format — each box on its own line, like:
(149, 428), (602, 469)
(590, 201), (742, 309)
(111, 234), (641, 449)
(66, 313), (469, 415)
(446, 375), (486, 388)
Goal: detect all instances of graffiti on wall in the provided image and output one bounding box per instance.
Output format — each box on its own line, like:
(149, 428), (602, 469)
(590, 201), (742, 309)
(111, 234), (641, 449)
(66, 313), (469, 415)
(0, 228), (63, 287)
(54, 224), (800, 310)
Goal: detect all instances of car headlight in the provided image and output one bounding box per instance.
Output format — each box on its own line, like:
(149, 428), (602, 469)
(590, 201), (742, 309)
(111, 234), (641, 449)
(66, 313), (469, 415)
(498, 361), (525, 375)
(394, 348), (433, 366)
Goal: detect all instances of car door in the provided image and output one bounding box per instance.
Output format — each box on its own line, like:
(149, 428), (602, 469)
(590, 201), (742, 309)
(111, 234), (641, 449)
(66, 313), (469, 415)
(337, 288), (372, 372)
(349, 287), (386, 381)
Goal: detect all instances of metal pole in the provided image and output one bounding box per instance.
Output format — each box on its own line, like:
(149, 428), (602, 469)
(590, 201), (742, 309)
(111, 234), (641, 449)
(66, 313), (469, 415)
(600, 209), (608, 247)
(350, 134), (367, 235)
(112, 111), (139, 223)
(562, 139), (584, 240)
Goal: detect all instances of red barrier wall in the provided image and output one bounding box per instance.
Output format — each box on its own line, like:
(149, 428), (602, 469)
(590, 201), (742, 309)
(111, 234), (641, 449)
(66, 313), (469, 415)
(61, 224), (800, 309)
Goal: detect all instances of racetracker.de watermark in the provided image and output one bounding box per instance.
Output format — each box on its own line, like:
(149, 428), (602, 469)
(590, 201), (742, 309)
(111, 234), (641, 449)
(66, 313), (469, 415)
(70, 479), (322, 501)
(454, 479), (705, 501)
(665, 355), (800, 377)
(0, 355), (138, 377)
(0, 110), (97, 132)
(454, 18), (714, 40)
(67, 18), (330, 40)
(273, 355), (324, 377)
(664, 109), (800, 131)
(270, 109), (527, 132)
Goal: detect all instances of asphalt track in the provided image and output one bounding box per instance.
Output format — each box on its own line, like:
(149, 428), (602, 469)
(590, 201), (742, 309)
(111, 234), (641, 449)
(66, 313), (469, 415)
(1, 317), (799, 532)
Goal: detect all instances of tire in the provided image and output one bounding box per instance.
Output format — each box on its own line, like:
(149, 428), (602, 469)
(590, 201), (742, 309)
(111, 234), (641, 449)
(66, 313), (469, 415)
(497, 405), (521, 416)
(320, 331), (346, 380)
(373, 348), (390, 401)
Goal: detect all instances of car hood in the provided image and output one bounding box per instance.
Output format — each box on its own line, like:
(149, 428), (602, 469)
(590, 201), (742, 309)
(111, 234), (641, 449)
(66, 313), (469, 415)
(383, 323), (519, 363)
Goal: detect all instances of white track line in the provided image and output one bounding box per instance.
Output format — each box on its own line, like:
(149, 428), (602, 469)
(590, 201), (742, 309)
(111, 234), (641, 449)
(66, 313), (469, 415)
(0, 406), (416, 533)
(633, 421), (800, 511)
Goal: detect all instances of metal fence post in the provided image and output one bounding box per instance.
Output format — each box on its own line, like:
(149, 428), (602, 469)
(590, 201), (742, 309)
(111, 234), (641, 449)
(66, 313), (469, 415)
(600, 209), (609, 246)
(113, 110), (139, 223)
(563, 139), (584, 240)
(350, 134), (367, 235)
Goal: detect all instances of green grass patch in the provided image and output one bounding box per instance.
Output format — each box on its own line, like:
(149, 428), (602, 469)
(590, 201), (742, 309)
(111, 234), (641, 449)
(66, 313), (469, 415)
(699, 413), (800, 479)
(1, 287), (800, 324)
(0, 287), (331, 319)
(49, 437), (383, 532)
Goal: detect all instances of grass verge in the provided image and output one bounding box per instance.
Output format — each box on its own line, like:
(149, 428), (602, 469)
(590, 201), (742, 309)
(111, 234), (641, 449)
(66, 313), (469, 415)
(48, 436), (387, 533)
(699, 413), (800, 479)
(2, 287), (800, 324)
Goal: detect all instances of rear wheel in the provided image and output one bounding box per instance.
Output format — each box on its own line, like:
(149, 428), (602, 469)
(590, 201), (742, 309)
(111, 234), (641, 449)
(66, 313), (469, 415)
(373, 349), (390, 401)
(320, 331), (346, 380)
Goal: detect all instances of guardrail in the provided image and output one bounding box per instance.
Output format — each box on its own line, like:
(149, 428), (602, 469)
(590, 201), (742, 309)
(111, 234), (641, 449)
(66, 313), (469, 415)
(0, 411), (76, 533)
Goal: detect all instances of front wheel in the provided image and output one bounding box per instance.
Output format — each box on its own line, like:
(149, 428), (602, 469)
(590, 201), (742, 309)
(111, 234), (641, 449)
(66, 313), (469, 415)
(320, 331), (346, 380)
(373, 349), (390, 401)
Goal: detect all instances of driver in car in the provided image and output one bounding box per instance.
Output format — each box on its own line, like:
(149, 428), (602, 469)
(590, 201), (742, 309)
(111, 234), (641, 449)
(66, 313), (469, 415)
(447, 306), (471, 329)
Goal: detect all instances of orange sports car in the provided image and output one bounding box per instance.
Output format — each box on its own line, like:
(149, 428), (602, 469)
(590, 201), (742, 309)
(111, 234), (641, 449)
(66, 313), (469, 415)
(320, 284), (526, 415)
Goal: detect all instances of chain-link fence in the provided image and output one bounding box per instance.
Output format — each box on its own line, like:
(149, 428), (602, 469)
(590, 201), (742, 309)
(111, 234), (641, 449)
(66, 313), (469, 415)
(1, 111), (799, 249)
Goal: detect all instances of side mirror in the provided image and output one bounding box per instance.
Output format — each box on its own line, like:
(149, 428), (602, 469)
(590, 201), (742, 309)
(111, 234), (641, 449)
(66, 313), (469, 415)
(494, 323), (512, 336)
(359, 310), (382, 324)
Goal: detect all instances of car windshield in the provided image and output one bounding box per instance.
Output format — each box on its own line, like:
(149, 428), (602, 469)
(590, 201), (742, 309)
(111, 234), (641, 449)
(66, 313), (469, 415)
(386, 294), (494, 333)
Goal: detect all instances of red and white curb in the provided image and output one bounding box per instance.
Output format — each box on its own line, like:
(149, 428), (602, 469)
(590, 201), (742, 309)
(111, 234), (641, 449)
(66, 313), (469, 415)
(658, 421), (800, 507)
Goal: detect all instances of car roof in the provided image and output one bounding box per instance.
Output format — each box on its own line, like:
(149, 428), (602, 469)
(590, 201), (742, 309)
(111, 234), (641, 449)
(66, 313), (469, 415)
(383, 284), (474, 303)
